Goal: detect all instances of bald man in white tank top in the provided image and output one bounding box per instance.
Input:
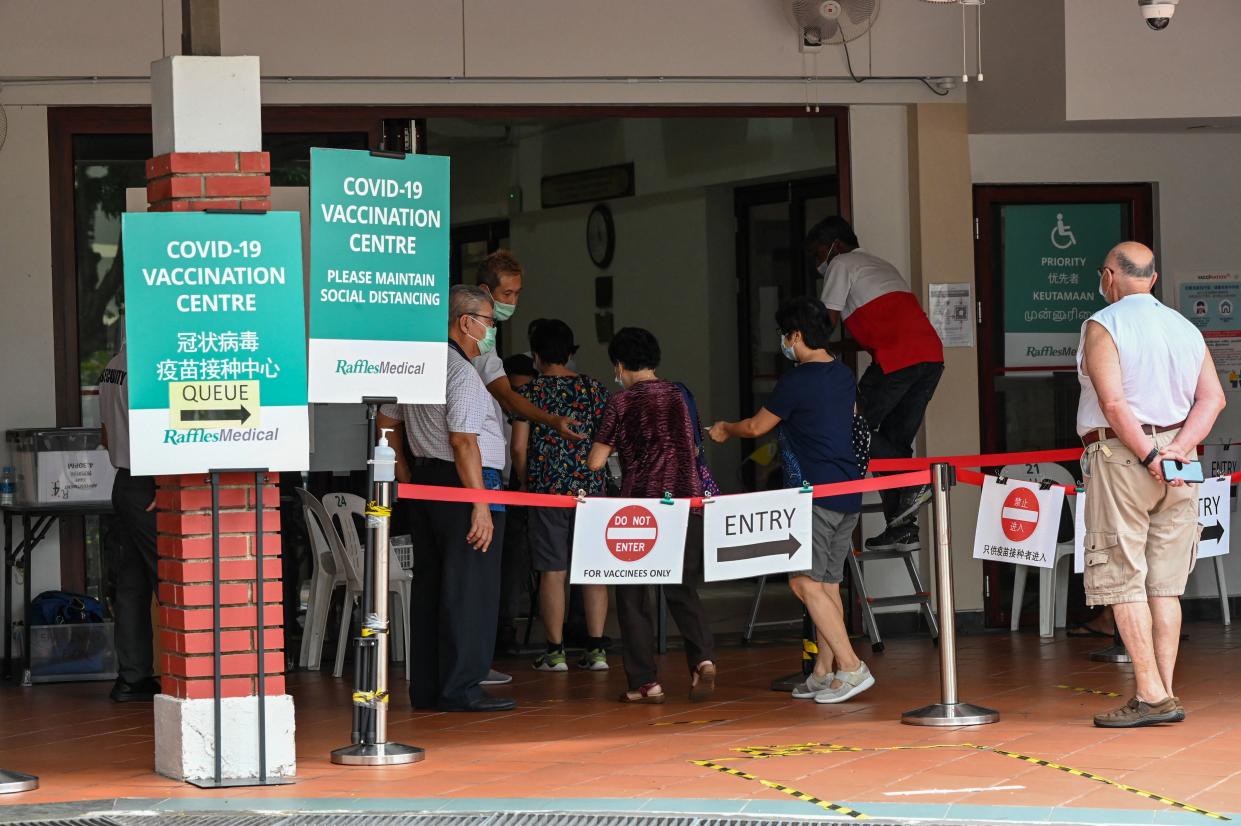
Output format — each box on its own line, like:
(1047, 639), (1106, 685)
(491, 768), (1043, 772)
(1078, 242), (1225, 728)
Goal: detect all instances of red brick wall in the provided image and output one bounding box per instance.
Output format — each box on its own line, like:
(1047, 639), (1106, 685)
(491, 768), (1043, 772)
(146, 152), (286, 700)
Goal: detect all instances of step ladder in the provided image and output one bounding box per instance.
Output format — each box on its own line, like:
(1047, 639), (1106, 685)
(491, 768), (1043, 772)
(850, 503), (939, 652)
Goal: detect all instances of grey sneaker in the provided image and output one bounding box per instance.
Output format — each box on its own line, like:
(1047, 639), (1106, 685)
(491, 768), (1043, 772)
(791, 672), (831, 699)
(890, 485), (932, 527)
(533, 650), (568, 672)
(481, 668), (513, 685)
(814, 663), (875, 704)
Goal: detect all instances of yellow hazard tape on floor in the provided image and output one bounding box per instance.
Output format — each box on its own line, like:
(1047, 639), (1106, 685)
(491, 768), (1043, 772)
(692, 760), (868, 820)
(1055, 683), (1123, 698)
(707, 742), (1229, 821)
(649, 719), (728, 726)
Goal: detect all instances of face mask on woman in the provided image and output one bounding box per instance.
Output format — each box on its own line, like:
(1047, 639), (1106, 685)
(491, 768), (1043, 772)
(780, 334), (798, 363)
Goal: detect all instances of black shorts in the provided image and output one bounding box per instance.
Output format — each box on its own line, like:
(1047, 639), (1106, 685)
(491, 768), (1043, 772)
(529, 507), (576, 573)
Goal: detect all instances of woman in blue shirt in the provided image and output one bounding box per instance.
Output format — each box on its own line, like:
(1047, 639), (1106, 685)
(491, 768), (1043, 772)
(709, 296), (873, 704)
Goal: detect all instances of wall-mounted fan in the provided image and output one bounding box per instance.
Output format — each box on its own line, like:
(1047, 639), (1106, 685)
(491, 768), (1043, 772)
(786, 0), (880, 47)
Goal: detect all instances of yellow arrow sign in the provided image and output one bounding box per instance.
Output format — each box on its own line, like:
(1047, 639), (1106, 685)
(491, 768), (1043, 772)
(169, 380), (260, 429)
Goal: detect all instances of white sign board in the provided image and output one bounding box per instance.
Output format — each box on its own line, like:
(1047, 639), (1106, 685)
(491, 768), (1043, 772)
(570, 498), (690, 585)
(35, 450), (116, 504)
(1203, 443), (1241, 480)
(1074, 489), (1086, 573)
(929, 283), (974, 348)
(703, 488), (813, 582)
(973, 475), (1065, 569)
(1197, 476), (1231, 559)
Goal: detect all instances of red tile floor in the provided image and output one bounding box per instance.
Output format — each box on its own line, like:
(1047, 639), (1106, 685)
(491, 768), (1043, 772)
(3, 625), (1241, 823)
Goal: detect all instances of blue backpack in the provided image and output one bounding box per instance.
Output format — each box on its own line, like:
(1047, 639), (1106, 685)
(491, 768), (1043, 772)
(30, 591), (105, 626)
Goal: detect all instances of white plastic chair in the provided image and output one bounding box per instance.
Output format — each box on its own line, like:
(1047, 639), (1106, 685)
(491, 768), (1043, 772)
(322, 492), (413, 680)
(294, 488), (347, 671)
(1000, 463), (1076, 638)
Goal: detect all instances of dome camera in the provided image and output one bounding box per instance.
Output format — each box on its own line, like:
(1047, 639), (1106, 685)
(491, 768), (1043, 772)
(1139, 0), (1179, 31)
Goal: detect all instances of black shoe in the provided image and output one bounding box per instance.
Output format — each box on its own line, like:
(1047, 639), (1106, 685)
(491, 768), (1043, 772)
(890, 485), (932, 527)
(110, 677), (160, 703)
(864, 524), (921, 553)
(439, 692), (517, 712)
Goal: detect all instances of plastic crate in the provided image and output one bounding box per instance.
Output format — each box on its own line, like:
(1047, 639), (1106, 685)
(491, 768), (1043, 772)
(5, 427), (115, 505)
(390, 535), (414, 571)
(28, 621), (118, 683)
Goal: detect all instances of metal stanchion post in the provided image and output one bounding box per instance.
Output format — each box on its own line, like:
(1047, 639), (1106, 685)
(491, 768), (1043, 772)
(332, 425), (423, 766)
(0, 769), (38, 794)
(902, 463), (1000, 727)
(1089, 629), (1132, 664)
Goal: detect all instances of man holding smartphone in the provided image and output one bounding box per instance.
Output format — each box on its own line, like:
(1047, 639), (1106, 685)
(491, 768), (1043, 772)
(1078, 242), (1225, 728)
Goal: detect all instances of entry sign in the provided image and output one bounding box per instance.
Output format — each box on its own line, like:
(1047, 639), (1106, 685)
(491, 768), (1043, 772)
(703, 488), (813, 582)
(308, 148), (450, 404)
(570, 498), (690, 585)
(1075, 477), (1231, 567)
(121, 211), (309, 475)
(973, 475), (1064, 569)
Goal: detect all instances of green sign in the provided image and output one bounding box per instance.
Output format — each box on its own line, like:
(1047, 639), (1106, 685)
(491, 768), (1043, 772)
(308, 148), (450, 403)
(121, 211), (309, 475)
(1001, 203), (1122, 367)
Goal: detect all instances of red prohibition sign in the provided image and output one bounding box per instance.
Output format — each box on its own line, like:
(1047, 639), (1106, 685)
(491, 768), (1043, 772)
(1001, 487), (1040, 542)
(606, 505), (659, 563)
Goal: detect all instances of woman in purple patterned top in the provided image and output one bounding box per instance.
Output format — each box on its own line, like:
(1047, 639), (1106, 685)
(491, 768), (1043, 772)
(588, 327), (716, 704)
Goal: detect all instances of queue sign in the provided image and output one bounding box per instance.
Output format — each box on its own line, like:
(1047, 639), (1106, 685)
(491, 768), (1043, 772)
(308, 148), (451, 404)
(121, 211), (309, 475)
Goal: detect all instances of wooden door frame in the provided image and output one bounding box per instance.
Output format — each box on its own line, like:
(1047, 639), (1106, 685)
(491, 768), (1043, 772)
(972, 182), (1155, 627)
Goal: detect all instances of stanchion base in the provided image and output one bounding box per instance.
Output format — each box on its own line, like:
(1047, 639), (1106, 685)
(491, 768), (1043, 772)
(187, 775), (295, 789)
(1089, 644), (1132, 664)
(331, 741), (425, 766)
(770, 671), (806, 692)
(902, 702), (1000, 727)
(0, 769), (38, 794)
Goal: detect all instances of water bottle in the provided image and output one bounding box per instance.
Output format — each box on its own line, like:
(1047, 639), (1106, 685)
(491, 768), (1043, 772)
(0, 466), (15, 506)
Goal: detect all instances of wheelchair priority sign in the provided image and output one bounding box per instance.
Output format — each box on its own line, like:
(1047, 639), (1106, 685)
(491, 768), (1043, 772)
(1001, 487), (1040, 542)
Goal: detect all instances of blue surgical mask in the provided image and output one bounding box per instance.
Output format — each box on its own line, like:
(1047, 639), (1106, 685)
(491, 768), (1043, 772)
(614, 374), (624, 388)
(780, 334), (798, 363)
(492, 301), (516, 322)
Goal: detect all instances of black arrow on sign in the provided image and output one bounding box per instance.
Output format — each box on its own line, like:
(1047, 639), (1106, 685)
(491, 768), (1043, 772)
(1200, 521), (1225, 543)
(180, 405), (252, 425)
(717, 533), (802, 563)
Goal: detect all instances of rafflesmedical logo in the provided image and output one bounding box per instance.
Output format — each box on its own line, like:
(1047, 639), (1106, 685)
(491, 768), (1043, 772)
(163, 429), (281, 444)
(1026, 345), (1076, 358)
(335, 359), (425, 375)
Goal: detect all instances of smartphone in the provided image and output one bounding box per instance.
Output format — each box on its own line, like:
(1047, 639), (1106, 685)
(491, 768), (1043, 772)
(1161, 458), (1205, 483)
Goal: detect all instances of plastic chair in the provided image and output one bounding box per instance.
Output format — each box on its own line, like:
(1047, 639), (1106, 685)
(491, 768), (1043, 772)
(322, 492), (413, 680)
(294, 488), (346, 671)
(1001, 463), (1075, 638)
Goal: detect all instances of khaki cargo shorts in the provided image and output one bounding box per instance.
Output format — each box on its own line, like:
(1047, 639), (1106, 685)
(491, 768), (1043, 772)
(1081, 428), (1200, 606)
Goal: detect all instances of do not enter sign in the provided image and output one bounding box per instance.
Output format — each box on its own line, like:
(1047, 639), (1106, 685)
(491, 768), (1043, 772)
(1001, 487), (1040, 542)
(607, 505), (659, 562)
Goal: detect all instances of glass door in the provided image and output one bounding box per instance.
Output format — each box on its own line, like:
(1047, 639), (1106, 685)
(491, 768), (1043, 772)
(974, 183), (1154, 627)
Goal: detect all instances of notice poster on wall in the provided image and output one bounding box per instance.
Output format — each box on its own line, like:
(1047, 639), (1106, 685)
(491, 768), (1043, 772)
(1001, 203), (1120, 368)
(928, 283), (974, 348)
(1178, 272), (1241, 374)
(702, 488), (813, 582)
(570, 498), (689, 585)
(308, 148), (451, 404)
(121, 211), (309, 475)
(973, 475), (1065, 569)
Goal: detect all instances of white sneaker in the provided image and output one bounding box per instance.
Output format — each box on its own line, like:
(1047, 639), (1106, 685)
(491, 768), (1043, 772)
(814, 663), (875, 704)
(791, 672), (831, 699)
(481, 668), (513, 685)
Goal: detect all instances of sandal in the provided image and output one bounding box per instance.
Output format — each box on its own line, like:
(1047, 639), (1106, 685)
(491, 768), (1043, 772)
(619, 682), (665, 704)
(689, 661), (716, 703)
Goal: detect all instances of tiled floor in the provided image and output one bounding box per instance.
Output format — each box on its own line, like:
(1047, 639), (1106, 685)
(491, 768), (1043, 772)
(3, 624), (1241, 824)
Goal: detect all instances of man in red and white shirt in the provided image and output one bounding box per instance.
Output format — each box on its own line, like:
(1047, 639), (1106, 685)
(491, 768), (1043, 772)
(808, 217), (944, 552)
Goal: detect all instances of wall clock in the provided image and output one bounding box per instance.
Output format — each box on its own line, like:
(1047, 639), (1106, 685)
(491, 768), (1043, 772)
(587, 203), (615, 269)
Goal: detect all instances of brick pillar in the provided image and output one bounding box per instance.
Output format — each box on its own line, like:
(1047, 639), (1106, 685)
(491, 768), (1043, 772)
(146, 55), (295, 782)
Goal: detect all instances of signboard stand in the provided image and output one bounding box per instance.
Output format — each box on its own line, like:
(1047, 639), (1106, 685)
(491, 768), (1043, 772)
(331, 395), (422, 767)
(189, 469), (293, 789)
(903, 464), (1000, 727)
(0, 768), (38, 795)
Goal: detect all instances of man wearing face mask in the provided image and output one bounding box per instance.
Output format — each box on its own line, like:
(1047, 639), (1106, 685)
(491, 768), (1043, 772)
(807, 217), (944, 554)
(378, 285), (514, 712)
(1079, 242), (1223, 727)
(708, 297), (872, 703)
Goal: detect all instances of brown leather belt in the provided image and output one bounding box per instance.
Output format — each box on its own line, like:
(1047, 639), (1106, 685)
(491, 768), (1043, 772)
(1081, 421), (1184, 447)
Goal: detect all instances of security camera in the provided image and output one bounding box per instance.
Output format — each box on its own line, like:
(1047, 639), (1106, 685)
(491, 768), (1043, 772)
(1138, 0), (1179, 31)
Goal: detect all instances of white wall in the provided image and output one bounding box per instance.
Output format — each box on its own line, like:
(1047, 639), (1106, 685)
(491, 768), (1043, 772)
(971, 129), (1241, 599)
(0, 106), (64, 621)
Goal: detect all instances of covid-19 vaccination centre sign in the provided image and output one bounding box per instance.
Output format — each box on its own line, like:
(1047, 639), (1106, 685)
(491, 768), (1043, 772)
(307, 148), (451, 404)
(121, 211), (310, 475)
